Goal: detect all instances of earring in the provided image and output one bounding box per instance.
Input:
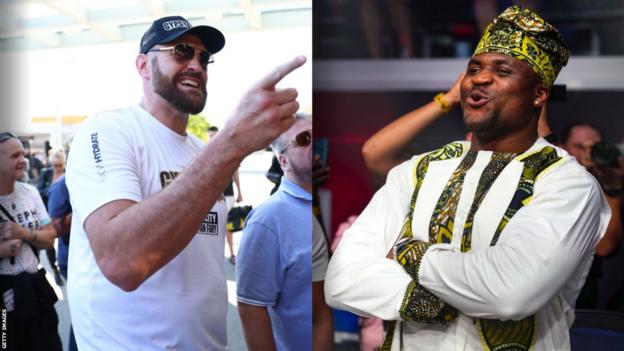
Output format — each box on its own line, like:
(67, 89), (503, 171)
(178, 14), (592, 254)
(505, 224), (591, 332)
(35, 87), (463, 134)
(534, 99), (540, 106)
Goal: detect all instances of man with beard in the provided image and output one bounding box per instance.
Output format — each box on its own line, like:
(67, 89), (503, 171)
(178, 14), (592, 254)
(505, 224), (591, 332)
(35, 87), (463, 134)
(236, 114), (314, 351)
(325, 6), (610, 351)
(65, 16), (305, 351)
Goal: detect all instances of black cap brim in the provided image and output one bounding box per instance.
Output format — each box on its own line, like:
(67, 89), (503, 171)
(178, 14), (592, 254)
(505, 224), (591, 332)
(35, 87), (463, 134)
(155, 25), (225, 54)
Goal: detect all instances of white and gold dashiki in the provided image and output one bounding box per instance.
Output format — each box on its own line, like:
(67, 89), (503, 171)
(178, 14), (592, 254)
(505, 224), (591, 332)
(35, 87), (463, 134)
(325, 138), (610, 350)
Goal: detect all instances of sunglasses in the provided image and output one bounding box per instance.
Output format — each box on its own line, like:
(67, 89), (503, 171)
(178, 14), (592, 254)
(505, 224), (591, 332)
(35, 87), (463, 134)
(149, 43), (214, 70)
(0, 132), (17, 143)
(280, 130), (312, 154)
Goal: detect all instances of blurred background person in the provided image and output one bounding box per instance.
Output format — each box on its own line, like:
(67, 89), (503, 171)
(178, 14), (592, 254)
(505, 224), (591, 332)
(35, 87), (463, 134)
(237, 114), (313, 351)
(47, 174), (76, 351)
(36, 149), (66, 286)
(207, 126), (244, 265)
(0, 132), (61, 351)
(312, 148), (334, 351)
(559, 122), (624, 310)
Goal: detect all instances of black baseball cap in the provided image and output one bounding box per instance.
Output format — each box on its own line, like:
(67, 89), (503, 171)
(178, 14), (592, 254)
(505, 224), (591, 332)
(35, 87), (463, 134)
(139, 16), (225, 54)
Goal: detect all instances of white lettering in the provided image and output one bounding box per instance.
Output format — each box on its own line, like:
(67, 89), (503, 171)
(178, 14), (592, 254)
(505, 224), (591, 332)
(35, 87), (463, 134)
(162, 20), (191, 31)
(2, 308), (6, 349)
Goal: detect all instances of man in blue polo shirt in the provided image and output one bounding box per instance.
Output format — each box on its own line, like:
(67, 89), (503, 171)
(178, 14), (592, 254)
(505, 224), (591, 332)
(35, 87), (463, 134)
(47, 175), (77, 351)
(236, 113), (312, 351)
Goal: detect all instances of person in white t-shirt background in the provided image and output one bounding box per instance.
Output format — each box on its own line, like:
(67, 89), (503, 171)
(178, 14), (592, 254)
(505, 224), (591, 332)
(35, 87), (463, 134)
(0, 132), (62, 351)
(65, 15), (305, 351)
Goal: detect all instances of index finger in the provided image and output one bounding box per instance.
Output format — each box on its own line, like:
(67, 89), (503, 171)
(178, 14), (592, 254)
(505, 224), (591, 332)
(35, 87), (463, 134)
(255, 55), (306, 90)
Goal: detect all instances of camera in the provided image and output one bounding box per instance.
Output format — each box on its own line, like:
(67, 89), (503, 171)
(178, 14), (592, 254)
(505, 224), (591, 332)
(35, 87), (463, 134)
(590, 141), (621, 168)
(590, 141), (624, 197)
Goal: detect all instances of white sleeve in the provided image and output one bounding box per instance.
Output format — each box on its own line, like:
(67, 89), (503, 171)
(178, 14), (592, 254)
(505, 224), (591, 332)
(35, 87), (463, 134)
(312, 216), (329, 282)
(418, 165), (610, 320)
(66, 113), (143, 222)
(325, 160), (415, 320)
(28, 184), (50, 226)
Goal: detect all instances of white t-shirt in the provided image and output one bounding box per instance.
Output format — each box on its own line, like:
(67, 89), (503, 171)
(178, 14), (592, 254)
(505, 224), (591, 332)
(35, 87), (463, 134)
(312, 216), (329, 282)
(0, 182), (49, 275)
(66, 105), (228, 351)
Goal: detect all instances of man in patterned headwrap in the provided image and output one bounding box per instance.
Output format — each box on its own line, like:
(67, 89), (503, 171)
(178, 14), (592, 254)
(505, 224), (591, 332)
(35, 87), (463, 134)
(325, 6), (610, 350)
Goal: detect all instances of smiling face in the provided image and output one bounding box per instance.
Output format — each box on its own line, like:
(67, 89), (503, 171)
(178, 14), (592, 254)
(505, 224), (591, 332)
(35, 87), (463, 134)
(0, 138), (26, 182)
(460, 52), (547, 146)
(148, 33), (208, 114)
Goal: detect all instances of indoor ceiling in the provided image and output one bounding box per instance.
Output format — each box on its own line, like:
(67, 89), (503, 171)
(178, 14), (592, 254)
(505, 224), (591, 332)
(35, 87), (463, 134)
(0, 0), (311, 51)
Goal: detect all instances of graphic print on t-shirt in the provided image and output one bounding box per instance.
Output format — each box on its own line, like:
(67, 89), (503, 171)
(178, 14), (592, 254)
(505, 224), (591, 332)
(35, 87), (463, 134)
(159, 170), (224, 236)
(160, 170), (179, 188)
(200, 212), (219, 235)
(16, 209), (42, 229)
(0, 200), (42, 230)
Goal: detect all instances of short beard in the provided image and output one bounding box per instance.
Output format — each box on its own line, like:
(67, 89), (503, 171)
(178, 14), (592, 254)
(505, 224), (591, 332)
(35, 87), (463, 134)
(287, 154), (312, 185)
(463, 111), (499, 134)
(151, 57), (207, 114)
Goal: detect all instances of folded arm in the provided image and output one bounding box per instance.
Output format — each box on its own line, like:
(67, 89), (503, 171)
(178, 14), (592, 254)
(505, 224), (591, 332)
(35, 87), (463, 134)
(326, 161), (609, 321)
(325, 161), (414, 320)
(0, 222), (56, 250)
(416, 171), (608, 320)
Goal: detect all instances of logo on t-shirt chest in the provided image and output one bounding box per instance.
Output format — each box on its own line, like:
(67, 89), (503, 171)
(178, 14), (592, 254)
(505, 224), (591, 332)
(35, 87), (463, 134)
(159, 171), (226, 202)
(15, 209), (41, 229)
(159, 170), (223, 236)
(199, 212), (219, 236)
(160, 171), (179, 188)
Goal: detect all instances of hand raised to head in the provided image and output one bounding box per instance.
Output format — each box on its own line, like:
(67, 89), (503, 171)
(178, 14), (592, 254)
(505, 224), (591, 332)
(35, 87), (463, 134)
(445, 71), (466, 107)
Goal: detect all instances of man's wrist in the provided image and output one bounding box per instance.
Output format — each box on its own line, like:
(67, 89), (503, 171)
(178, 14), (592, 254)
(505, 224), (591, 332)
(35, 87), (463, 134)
(434, 93), (452, 112)
(443, 92), (460, 107)
(395, 238), (431, 280)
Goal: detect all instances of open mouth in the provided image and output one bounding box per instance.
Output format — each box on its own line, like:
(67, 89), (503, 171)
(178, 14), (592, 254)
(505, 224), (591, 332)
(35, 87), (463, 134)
(465, 90), (490, 107)
(179, 78), (200, 89)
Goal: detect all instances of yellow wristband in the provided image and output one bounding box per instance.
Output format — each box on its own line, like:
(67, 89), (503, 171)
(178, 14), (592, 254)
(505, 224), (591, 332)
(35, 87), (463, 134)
(434, 93), (452, 112)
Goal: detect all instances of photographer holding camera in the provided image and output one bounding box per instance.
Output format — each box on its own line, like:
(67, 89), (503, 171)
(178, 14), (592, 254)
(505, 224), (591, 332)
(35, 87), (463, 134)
(560, 122), (624, 309)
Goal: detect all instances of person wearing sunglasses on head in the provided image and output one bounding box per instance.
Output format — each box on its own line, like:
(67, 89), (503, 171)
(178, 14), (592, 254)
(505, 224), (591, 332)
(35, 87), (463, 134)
(0, 132), (62, 351)
(236, 113), (327, 351)
(65, 15), (306, 351)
